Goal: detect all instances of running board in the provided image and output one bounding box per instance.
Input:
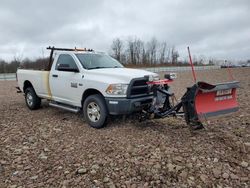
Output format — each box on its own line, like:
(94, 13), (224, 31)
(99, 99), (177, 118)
(49, 102), (80, 113)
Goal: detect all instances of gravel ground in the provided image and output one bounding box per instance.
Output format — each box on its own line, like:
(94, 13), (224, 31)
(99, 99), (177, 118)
(0, 68), (249, 188)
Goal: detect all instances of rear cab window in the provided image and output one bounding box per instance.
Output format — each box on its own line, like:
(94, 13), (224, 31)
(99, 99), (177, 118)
(55, 54), (78, 71)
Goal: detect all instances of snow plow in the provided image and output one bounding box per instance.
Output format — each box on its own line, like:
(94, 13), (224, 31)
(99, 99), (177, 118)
(141, 47), (240, 129)
(144, 76), (240, 129)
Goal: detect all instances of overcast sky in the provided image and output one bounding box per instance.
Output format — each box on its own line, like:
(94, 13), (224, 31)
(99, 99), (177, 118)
(0, 0), (249, 62)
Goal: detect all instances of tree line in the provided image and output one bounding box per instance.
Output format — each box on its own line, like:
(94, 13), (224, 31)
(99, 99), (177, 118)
(0, 57), (49, 73)
(110, 37), (180, 66)
(0, 36), (213, 73)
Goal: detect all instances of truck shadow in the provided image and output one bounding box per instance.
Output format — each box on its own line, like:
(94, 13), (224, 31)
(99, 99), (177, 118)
(41, 101), (202, 137)
(109, 114), (189, 132)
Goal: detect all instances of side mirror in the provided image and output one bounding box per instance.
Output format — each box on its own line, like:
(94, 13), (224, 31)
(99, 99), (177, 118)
(164, 73), (177, 80)
(57, 64), (79, 72)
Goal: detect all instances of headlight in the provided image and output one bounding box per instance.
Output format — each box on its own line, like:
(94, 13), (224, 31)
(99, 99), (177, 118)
(148, 75), (159, 81)
(106, 84), (128, 95)
(153, 75), (160, 81)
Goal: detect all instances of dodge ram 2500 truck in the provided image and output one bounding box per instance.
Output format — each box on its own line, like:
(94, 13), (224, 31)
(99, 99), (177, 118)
(17, 47), (159, 128)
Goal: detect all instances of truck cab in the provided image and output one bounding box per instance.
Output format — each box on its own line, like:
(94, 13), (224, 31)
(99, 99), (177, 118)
(17, 47), (158, 128)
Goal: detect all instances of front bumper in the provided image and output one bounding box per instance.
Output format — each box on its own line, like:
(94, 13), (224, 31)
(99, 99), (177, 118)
(105, 96), (153, 115)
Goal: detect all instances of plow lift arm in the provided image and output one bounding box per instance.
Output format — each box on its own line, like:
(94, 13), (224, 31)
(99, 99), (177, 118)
(144, 47), (240, 129)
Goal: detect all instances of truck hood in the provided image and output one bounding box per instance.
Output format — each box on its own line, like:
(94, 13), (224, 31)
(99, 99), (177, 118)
(86, 68), (158, 83)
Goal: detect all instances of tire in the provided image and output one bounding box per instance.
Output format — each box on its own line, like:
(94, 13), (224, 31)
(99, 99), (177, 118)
(83, 94), (108, 128)
(25, 87), (41, 110)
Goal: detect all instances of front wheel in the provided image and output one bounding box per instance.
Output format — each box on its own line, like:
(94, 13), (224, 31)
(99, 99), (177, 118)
(25, 87), (41, 110)
(83, 94), (108, 128)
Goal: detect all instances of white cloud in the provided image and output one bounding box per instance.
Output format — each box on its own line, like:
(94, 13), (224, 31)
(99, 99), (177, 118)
(0, 0), (249, 61)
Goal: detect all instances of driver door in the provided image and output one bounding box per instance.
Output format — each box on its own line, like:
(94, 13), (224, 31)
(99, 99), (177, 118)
(50, 54), (82, 106)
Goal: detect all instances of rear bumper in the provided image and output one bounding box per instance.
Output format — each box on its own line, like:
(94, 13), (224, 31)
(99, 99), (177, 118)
(105, 96), (153, 115)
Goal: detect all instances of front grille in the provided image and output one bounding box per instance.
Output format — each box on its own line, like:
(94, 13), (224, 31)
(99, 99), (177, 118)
(127, 77), (152, 98)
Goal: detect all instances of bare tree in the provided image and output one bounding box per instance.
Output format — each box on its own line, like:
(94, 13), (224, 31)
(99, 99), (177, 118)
(171, 46), (179, 64)
(127, 38), (135, 64)
(147, 37), (158, 65)
(134, 39), (144, 65)
(0, 59), (5, 74)
(166, 47), (171, 63)
(142, 45), (148, 65)
(159, 42), (167, 64)
(192, 55), (198, 65)
(111, 38), (123, 62)
(208, 58), (214, 65)
(198, 55), (206, 65)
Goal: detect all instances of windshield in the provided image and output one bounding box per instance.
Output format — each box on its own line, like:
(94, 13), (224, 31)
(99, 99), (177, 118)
(76, 53), (123, 69)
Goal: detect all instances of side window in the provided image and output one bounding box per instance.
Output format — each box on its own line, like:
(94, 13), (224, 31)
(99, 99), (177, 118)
(55, 54), (78, 71)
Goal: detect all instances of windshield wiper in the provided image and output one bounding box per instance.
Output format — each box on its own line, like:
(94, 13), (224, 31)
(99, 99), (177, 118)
(88, 66), (122, 70)
(88, 66), (107, 70)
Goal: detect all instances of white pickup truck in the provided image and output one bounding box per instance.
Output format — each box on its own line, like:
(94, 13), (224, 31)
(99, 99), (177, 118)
(17, 47), (158, 128)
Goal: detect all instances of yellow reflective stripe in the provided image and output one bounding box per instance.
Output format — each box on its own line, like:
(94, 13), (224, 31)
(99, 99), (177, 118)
(42, 71), (52, 99)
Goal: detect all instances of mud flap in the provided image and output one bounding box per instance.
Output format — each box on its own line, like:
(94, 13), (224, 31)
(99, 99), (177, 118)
(182, 81), (239, 126)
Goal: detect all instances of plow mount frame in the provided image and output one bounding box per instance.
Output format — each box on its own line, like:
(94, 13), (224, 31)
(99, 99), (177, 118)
(143, 78), (240, 129)
(142, 47), (240, 129)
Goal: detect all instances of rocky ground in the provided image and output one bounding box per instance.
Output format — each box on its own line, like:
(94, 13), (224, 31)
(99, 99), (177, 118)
(0, 68), (249, 188)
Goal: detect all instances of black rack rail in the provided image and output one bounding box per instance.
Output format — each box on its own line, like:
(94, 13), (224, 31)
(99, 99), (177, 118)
(46, 46), (94, 71)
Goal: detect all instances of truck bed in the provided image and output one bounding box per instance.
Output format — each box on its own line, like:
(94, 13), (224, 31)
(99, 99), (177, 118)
(17, 69), (52, 99)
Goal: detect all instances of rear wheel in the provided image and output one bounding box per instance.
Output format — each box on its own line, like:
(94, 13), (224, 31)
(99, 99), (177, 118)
(83, 94), (108, 128)
(25, 87), (41, 110)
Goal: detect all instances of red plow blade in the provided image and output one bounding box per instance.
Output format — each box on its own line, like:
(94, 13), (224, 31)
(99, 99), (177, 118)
(181, 81), (239, 127)
(195, 81), (239, 120)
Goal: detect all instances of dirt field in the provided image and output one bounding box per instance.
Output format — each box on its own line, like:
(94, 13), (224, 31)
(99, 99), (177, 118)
(0, 68), (249, 187)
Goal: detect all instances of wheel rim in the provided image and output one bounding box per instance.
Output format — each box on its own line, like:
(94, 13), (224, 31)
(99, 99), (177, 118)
(26, 93), (33, 107)
(87, 102), (101, 122)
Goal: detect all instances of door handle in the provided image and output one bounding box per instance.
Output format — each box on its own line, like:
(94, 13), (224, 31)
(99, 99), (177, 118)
(52, 74), (58, 78)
